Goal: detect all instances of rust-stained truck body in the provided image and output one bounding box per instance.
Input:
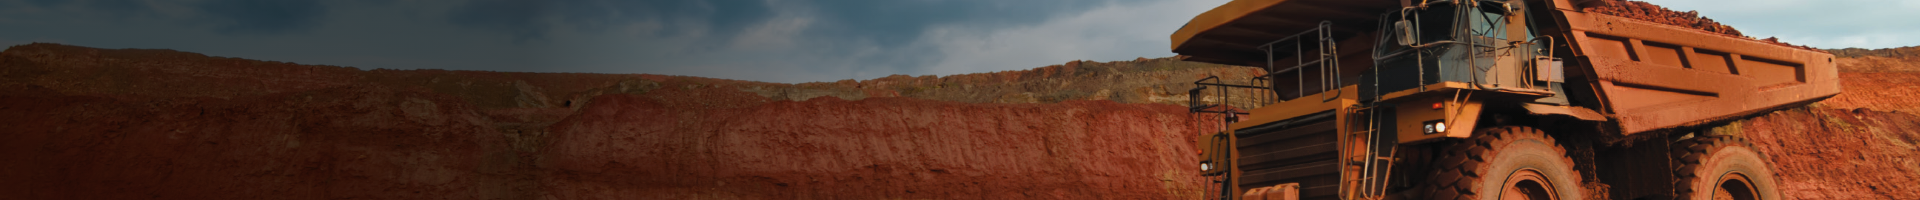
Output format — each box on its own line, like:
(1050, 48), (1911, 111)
(1549, 9), (1839, 135)
(1176, 0), (1837, 200)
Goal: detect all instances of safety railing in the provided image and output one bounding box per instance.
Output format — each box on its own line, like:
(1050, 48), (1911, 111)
(1188, 75), (1265, 116)
(1256, 21), (1343, 103)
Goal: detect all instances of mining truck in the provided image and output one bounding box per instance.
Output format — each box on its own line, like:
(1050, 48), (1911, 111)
(1176, 0), (1838, 200)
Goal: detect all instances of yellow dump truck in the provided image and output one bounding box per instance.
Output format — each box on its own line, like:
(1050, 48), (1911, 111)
(1177, 0), (1838, 200)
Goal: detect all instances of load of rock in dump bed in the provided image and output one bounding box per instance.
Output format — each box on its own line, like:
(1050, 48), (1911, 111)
(1581, 0), (1817, 50)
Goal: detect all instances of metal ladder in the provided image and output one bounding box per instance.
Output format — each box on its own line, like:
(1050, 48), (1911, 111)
(1347, 105), (1397, 200)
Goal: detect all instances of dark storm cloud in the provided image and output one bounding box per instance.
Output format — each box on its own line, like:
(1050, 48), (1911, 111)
(13, 0), (157, 19)
(83, 0), (154, 18)
(11, 0), (329, 35)
(196, 0), (327, 35)
(440, 0), (1119, 45)
(445, 0), (551, 41)
(0, 0), (1217, 83)
(808, 0), (1121, 46)
(431, 0), (1131, 79)
(446, 0), (773, 42)
(21, 0), (63, 7)
(794, 0), (1133, 75)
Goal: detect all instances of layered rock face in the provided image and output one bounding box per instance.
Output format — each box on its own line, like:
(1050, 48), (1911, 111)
(540, 94), (1213, 199)
(0, 43), (1224, 199)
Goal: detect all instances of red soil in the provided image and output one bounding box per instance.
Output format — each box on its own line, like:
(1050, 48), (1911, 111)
(1736, 108), (1920, 199)
(0, 43), (1219, 199)
(1741, 51), (1920, 199)
(540, 93), (1213, 199)
(0, 85), (525, 199)
(1818, 47), (1920, 113)
(1816, 72), (1920, 113)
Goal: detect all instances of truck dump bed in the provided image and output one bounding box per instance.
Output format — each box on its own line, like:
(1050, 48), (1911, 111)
(1172, 0), (1841, 135)
(1544, 5), (1840, 134)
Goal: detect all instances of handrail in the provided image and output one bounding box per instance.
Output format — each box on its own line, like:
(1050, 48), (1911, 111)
(1188, 75), (1259, 115)
(1318, 21), (1342, 102)
(1256, 21), (1336, 50)
(1255, 21), (1342, 103)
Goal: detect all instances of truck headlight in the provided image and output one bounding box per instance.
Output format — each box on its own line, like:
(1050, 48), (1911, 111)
(1423, 120), (1448, 134)
(1201, 162), (1212, 171)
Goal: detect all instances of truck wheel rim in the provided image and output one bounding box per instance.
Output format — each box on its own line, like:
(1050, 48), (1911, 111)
(1500, 169), (1558, 200)
(1715, 172), (1759, 200)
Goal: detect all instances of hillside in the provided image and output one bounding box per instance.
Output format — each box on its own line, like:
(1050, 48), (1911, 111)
(1829, 46), (1920, 59)
(0, 43), (1249, 199)
(1816, 45), (1920, 114)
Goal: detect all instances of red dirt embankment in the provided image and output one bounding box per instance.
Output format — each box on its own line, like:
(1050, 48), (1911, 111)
(1734, 108), (1920, 199)
(1813, 46), (1920, 113)
(0, 85), (525, 199)
(0, 43), (1218, 199)
(540, 90), (1211, 199)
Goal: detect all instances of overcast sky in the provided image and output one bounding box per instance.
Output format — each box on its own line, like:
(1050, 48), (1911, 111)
(1, 0), (1913, 83)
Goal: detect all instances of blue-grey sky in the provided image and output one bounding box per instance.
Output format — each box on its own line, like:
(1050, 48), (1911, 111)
(0, 0), (1912, 83)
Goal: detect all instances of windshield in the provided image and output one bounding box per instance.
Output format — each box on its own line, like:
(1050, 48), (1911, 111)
(1374, 2), (1527, 59)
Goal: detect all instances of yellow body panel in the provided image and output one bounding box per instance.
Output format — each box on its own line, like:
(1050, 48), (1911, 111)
(1228, 86), (1359, 131)
(1216, 86), (1356, 198)
(1170, 0), (1290, 50)
(1197, 131), (1230, 175)
(1375, 82), (1550, 143)
(1169, 0), (1398, 66)
(1392, 95), (1482, 144)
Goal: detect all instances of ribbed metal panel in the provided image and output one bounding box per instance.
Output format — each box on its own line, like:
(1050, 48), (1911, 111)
(1235, 111), (1340, 200)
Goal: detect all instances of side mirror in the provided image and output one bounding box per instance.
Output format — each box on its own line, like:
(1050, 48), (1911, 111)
(1395, 20), (1416, 46)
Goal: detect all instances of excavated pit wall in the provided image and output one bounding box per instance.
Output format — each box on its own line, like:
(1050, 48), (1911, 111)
(0, 85), (1221, 199)
(0, 80), (1220, 199)
(539, 89), (1215, 199)
(0, 85), (527, 199)
(0, 43), (1225, 199)
(1730, 107), (1920, 199)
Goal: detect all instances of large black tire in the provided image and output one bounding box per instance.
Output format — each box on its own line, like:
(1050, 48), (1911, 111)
(1672, 136), (1780, 200)
(1427, 126), (1586, 200)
